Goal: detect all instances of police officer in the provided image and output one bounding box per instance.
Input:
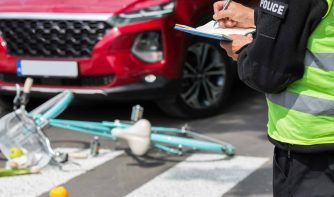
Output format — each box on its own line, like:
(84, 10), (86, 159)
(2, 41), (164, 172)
(214, 0), (334, 196)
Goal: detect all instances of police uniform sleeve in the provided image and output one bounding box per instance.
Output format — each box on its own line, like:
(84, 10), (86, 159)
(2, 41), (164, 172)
(237, 0), (328, 93)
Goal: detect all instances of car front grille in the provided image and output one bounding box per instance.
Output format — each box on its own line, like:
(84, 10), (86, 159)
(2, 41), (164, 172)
(0, 73), (114, 87)
(0, 19), (112, 58)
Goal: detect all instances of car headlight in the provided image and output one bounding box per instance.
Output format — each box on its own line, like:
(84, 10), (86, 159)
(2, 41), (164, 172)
(109, 1), (176, 26)
(131, 31), (163, 63)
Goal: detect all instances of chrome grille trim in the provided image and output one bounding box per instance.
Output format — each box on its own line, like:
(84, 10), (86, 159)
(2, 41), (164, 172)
(0, 17), (112, 58)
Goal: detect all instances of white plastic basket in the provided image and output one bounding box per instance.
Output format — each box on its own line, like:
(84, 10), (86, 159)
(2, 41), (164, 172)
(0, 110), (51, 168)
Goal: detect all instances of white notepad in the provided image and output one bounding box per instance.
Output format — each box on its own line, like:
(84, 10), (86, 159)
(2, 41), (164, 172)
(174, 21), (256, 41)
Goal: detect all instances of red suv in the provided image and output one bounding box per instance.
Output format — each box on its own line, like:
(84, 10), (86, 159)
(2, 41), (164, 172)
(0, 0), (252, 118)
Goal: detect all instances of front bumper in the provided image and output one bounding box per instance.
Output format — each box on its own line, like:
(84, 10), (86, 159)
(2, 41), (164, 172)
(0, 77), (181, 100)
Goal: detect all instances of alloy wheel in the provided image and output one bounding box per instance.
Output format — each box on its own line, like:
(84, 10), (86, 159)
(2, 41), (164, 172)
(181, 42), (227, 109)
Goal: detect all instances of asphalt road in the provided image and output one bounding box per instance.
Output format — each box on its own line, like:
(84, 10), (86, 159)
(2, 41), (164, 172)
(0, 84), (274, 197)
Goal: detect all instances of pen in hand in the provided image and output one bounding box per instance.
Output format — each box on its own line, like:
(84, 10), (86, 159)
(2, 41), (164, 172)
(213, 0), (233, 28)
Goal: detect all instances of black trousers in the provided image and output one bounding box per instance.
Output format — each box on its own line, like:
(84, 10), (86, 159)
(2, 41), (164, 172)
(273, 147), (334, 197)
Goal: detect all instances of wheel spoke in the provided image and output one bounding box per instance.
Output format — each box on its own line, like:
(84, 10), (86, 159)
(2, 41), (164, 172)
(181, 80), (200, 99)
(183, 74), (197, 78)
(205, 78), (221, 91)
(204, 63), (225, 72)
(202, 80), (214, 104)
(199, 44), (210, 71)
(203, 63), (216, 72)
(184, 62), (197, 74)
(194, 47), (202, 70)
(185, 82), (201, 107)
(205, 79), (221, 101)
(206, 70), (226, 76)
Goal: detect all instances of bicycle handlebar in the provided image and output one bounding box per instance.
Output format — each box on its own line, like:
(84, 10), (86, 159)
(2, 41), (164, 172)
(23, 78), (33, 94)
(19, 78), (34, 107)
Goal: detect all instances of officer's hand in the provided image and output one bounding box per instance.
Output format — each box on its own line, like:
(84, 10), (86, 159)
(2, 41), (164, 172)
(213, 1), (255, 28)
(220, 34), (253, 60)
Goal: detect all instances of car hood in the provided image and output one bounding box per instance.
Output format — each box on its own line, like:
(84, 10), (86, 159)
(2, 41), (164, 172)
(0, 0), (172, 14)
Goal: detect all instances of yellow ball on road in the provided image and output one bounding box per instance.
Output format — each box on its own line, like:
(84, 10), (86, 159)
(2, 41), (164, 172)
(49, 186), (68, 197)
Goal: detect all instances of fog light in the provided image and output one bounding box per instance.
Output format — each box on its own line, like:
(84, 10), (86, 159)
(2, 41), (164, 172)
(131, 31), (163, 63)
(144, 74), (157, 83)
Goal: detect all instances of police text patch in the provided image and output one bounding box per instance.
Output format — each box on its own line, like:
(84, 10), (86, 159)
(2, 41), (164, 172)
(259, 0), (288, 18)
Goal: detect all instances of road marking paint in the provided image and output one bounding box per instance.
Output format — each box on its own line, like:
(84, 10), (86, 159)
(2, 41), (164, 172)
(0, 148), (123, 197)
(126, 154), (269, 197)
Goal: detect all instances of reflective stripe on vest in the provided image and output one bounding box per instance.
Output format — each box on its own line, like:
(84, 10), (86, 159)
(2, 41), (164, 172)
(267, 1), (334, 145)
(305, 50), (334, 71)
(266, 92), (334, 116)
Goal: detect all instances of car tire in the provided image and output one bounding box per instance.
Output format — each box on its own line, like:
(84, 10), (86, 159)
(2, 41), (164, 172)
(157, 37), (235, 118)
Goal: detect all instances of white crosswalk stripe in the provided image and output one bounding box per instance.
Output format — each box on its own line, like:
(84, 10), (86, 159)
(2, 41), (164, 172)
(0, 150), (269, 197)
(0, 148), (123, 197)
(126, 154), (269, 197)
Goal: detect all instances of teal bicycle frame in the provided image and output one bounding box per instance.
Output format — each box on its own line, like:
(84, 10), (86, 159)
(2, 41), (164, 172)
(30, 91), (235, 156)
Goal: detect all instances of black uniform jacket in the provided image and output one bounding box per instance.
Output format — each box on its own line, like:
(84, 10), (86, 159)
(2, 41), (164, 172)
(237, 0), (328, 94)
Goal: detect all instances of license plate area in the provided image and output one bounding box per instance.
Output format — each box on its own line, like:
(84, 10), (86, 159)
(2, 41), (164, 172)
(17, 60), (78, 78)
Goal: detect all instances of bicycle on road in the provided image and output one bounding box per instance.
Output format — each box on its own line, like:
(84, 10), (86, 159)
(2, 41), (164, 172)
(0, 78), (235, 169)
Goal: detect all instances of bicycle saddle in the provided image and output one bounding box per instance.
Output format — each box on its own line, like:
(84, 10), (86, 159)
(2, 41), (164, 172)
(112, 119), (151, 156)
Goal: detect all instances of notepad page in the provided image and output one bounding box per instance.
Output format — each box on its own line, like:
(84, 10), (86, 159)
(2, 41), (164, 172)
(196, 21), (255, 36)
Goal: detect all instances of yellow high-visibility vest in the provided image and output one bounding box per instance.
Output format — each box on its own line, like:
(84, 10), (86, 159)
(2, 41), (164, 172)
(267, 0), (334, 145)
